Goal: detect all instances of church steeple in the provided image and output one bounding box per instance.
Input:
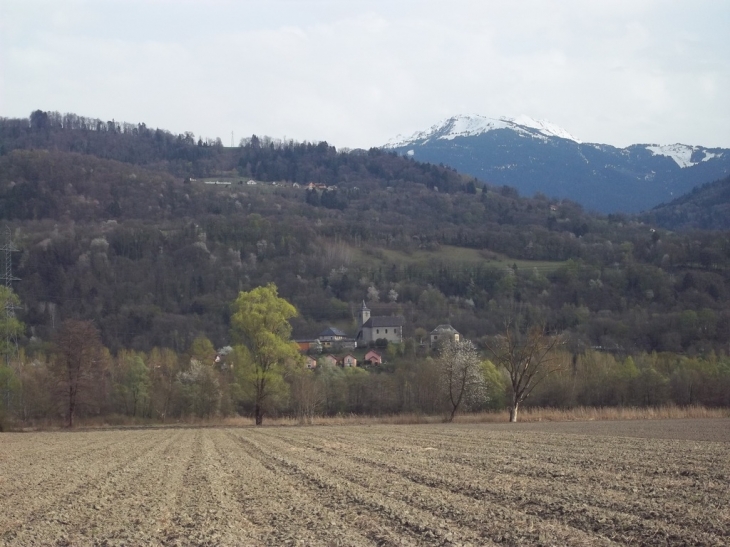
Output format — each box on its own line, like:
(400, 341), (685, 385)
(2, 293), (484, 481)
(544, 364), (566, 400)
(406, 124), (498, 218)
(359, 300), (370, 327)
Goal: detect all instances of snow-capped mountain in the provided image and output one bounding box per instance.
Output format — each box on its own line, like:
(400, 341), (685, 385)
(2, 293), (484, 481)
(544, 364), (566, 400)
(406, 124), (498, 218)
(386, 114), (581, 147)
(384, 115), (730, 213)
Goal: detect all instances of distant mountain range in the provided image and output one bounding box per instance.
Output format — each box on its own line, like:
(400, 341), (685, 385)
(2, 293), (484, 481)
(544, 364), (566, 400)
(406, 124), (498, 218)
(383, 115), (730, 214)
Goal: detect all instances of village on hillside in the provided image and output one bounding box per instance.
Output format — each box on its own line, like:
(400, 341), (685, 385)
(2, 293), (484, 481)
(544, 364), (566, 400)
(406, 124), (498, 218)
(293, 301), (460, 369)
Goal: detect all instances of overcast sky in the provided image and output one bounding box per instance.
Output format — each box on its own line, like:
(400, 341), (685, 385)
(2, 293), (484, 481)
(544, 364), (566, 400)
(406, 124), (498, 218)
(1, 0), (728, 149)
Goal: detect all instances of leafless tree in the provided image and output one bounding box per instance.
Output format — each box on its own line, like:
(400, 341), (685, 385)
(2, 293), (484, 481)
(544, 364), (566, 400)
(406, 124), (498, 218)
(289, 369), (324, 424)
(148, 347), (180, 422)
(52, 319), (105, 427)
(486, 322), (563, 422)
(438, 339), (487, 422)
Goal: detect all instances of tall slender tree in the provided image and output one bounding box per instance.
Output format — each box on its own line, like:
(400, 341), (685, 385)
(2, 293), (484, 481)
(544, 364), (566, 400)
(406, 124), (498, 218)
(52, 319), (105, 427)
(231, 284), (300, 425)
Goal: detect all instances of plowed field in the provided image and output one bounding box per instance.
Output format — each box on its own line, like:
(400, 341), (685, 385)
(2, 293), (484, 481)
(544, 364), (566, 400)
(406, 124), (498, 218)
(1, 419), (729, 546)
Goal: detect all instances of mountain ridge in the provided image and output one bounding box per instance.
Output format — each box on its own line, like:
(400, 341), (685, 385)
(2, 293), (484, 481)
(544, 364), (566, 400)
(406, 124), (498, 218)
(384, 115), (730, 213)
(385, 114), (582, 147)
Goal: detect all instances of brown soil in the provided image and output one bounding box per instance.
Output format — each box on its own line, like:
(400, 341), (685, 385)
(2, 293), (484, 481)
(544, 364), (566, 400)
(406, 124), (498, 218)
(1, 419), (728, 546)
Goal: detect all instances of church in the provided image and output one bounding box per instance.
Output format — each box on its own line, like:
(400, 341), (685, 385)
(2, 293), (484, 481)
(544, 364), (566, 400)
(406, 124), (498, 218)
(355, 301), (404, 347)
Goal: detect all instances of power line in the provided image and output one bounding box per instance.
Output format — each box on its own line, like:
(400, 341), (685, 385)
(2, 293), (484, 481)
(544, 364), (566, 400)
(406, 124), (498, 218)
(1, 227), (20, 290)
(1, 227), (20, 411)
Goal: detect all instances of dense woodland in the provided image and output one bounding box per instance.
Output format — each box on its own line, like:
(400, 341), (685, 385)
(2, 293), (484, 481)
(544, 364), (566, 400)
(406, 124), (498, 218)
(1, 110), (729, 426)
(643, 174), (730, 231)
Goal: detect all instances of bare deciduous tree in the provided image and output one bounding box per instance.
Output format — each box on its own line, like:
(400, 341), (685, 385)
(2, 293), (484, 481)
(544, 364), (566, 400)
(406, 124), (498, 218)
(438, 339), (487, 422)
(487, 323), (563, 422)
(289, 368), (324, 424)
(148, 347), (180, 422)
(52, 319), (105, 427)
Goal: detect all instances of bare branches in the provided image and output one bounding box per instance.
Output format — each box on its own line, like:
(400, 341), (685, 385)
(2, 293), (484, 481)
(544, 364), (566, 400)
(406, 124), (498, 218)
(438, 339), (487, 422)
(486, 321), (563, 422)
(51, 319), (105, 427)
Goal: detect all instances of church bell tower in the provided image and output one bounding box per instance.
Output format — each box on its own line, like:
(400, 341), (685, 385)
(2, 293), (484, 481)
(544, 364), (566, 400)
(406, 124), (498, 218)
(359, 300), (370, 327)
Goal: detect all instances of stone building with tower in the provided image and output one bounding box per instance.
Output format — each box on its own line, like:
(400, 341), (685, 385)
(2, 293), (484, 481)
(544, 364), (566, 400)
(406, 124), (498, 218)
(355, 301), (404, 347)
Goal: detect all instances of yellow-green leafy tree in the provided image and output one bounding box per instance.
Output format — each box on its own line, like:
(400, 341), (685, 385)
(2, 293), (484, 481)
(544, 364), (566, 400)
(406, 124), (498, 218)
(188, 335), (216, 365)
(231, 284), (300, 425)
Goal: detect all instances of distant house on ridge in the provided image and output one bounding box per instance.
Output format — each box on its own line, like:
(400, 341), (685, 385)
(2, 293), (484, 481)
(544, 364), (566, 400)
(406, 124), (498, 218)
(430, 324), (460, 348)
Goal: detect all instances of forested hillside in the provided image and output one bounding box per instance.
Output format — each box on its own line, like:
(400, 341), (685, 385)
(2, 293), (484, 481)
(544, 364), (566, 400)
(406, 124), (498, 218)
(643, 174), (730, 231)
(1, 110), (729, 425)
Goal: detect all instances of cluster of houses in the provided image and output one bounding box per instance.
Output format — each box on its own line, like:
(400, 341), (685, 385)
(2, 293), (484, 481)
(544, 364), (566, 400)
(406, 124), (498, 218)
(302, 349), (383, 370)
(192, 177), (335, 190)
(306, 182), (339, 191)
(213, 300), (461, 371)
(296, 301), (461, 369)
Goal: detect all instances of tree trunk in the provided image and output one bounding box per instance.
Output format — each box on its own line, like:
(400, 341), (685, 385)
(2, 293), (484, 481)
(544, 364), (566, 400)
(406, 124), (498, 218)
(448, 405), (457, 422)
(254, 403), (263, 425)
(68, 399), (75, 428)
(67, 384), (77, 428)
(509, 402), (518, 422)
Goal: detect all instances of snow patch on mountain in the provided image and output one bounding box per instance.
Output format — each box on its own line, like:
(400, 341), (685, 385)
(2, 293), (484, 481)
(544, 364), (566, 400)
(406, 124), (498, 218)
(646, 144), (694, 168)
(645, 144), (722, 169)
(385, 114), (581, 148)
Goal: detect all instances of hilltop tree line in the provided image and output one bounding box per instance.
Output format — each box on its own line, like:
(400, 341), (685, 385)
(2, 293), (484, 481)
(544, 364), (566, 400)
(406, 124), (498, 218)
(0, 111), (467, 192)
